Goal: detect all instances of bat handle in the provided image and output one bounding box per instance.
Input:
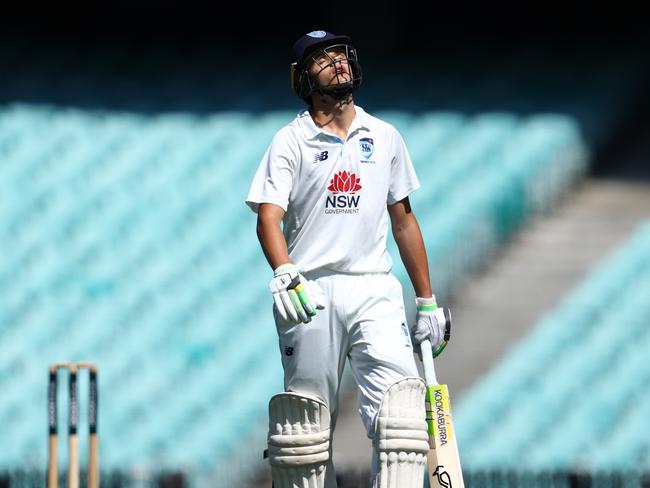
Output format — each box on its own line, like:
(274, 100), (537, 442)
(420, 340), (438, 386)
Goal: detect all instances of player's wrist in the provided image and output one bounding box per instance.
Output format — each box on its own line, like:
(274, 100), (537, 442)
(416, 295), (437, 312)
(273, 263), (296, 276)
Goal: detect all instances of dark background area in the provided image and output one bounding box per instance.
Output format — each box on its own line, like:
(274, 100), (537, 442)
(2, 2), (648, 44)
(2, 2), (649, 179)
(3, 2), (648, 67)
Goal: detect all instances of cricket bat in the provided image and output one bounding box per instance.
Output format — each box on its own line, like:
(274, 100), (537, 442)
(421, 339), (465, 488)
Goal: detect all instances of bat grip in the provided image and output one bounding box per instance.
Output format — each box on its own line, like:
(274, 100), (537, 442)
(420, 340), (438, 386)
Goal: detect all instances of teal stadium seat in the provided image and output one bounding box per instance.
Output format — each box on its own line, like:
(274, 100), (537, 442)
(373, 110), (414, 136)
(456, 221), (650, 476)
(403, 112), (466, 167)
(0, 103), (593, 485)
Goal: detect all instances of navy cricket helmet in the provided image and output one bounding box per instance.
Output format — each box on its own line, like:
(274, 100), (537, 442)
(290, 30), (363, 103)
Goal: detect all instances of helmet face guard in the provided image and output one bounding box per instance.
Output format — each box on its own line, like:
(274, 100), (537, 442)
(291, 44), (362, 103)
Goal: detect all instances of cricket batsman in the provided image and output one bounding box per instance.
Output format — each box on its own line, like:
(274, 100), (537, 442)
(246, 30), (452, 487)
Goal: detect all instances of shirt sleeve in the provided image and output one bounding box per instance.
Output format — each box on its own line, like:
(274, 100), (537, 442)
(387, 128), (420, 205)
(245, 129), (297, 213)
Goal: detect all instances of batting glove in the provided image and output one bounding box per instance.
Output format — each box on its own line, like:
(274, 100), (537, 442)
(269, 263), (326, 324)
(412, 296), (451, 358)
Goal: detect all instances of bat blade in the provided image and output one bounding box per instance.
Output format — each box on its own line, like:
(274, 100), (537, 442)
(425, 383), (464, 488)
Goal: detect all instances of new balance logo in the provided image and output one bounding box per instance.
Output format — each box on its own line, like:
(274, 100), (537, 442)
(313, 151), (329, 162)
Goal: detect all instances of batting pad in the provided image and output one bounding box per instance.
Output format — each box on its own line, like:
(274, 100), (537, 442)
(268, 392), (332, 488)
(372, 377), (430, 488)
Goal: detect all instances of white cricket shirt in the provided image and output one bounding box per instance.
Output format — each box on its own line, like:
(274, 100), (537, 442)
(246, 105), (420, 274)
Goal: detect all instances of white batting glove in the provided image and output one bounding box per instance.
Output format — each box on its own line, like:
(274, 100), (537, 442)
(269, 263), (326, 324)
(412, 296), (451, 358)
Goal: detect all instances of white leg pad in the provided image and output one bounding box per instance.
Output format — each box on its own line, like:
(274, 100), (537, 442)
(268, 392), (331, 488)
(372, 377), (430, 488)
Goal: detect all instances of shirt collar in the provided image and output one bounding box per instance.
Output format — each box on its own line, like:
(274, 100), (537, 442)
(297, 105), (370, 141)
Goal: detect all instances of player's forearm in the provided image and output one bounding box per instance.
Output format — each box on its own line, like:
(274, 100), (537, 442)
(257, 214), (291, 270)
(393, 217), (433, 298)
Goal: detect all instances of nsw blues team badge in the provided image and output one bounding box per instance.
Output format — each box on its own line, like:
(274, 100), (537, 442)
(359, 137), (374, 159)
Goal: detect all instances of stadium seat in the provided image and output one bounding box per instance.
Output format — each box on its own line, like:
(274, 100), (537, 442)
(456, 220), (650, 474)
(0, 103), (595, 484)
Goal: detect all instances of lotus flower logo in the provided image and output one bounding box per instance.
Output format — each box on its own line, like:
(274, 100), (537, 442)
(328, 171), (362, 194)
(325, 170), (362, 214)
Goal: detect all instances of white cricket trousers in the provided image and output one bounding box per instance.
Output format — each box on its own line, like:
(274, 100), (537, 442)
(273, 271), (419, 438)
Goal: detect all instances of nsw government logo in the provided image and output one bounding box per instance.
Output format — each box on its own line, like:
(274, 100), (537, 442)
(359, 137), (375, 163)
(325, 170), (361, 214)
